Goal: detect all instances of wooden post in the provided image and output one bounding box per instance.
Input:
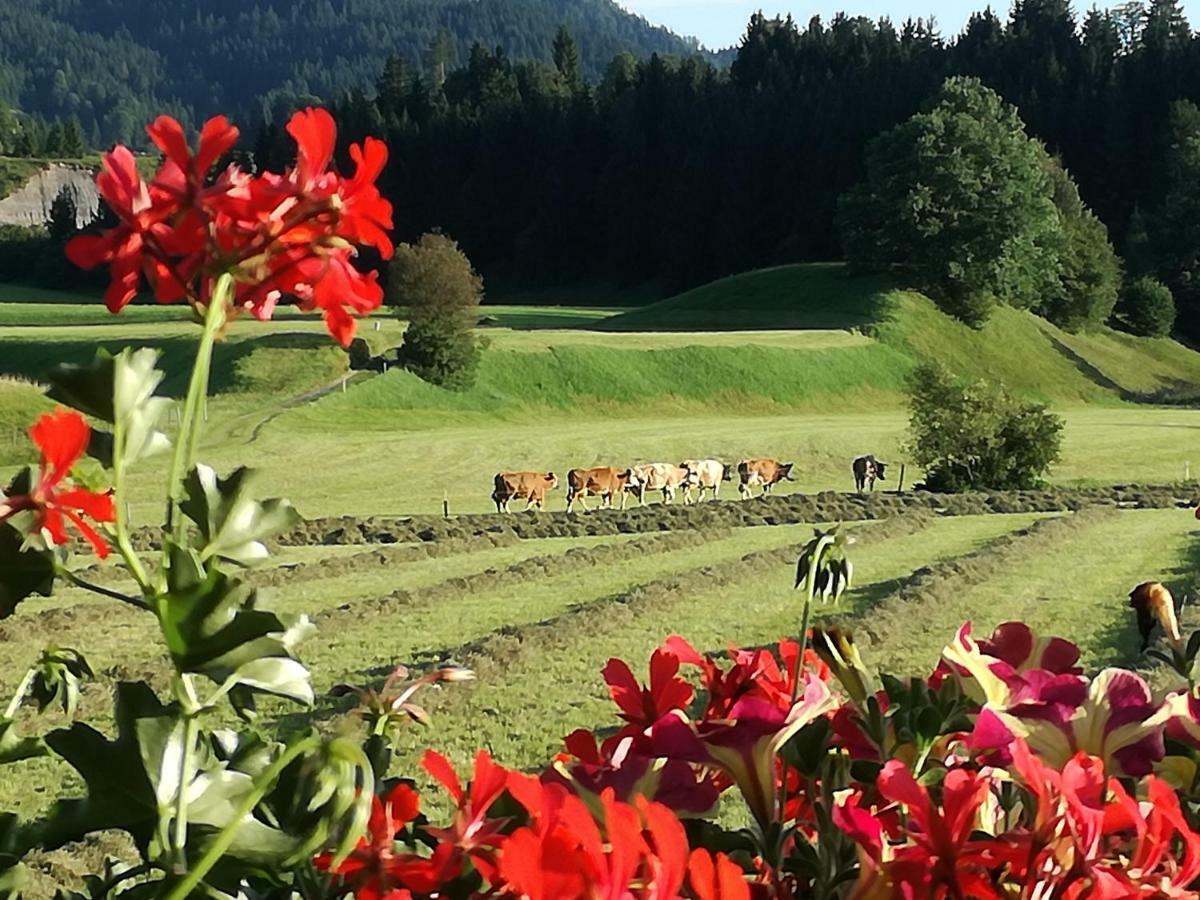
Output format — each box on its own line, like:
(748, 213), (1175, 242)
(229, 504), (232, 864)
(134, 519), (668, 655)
(443, 491), (450, 519)
(373, 320), (381, 332)
(897, 463), (907, 493)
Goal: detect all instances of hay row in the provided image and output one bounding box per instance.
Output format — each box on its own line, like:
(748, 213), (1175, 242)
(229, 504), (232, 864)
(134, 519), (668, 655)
(257, 482), (1194, 548)
(384, 513), (935, 720)
(314, 526), (739, 623)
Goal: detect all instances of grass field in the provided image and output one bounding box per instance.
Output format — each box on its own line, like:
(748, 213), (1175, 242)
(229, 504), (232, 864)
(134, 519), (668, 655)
(2, 263), (1200, 892)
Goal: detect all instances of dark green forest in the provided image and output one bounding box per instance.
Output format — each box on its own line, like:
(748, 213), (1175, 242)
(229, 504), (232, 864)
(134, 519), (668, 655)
(247, 2), (1200, 323)
(0, 0), (701, 144)
(9, 0), (1200, 336)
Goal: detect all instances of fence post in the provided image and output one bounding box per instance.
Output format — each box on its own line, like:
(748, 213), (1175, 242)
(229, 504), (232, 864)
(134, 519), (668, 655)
(443, 491), (450, 519)
(897, 463), (906, 493)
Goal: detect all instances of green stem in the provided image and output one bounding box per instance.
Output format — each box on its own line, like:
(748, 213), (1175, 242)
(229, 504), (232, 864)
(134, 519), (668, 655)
(3, 670), (35, 720)
(163, 735), (319, 900)
(163, 279), (230, 554)
(56, 568), (149, 611)
(111, 411), (151, 593)
(171, 680), (201, 872)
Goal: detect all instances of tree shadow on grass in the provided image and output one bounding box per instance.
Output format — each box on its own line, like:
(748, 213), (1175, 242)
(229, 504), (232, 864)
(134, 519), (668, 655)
(0, 332), (334, 396)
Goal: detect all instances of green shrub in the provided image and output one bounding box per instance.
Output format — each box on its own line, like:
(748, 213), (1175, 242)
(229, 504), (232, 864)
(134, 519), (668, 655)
(396, 315), (481, 390)
(906, 362), (1063, 491)
(838, 77), (1059, 327)
(1119, 276), (1176, 338)
(390, 232), (483, 390)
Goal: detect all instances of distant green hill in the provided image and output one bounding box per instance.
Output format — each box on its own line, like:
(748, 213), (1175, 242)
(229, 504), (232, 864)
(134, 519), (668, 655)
(598, 263), (1200, 405)
(0, 0), (704, 144)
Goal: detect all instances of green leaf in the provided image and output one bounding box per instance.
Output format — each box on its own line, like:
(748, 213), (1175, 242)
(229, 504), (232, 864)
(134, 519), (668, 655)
(46, 348), (171, 468)
(45, 349), (119, 422)
(0, 719), (46, 764)
(0, 524), (55, 619)
(37, 682), (165, 853)
(159, 544), (314, 702)
(227, 658), (314, 705)
(28, 647), (93, 717)
(180, 465), (300, 566)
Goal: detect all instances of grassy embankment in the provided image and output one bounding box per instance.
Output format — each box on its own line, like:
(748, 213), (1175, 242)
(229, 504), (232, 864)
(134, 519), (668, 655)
(5, 264), (1200, 514)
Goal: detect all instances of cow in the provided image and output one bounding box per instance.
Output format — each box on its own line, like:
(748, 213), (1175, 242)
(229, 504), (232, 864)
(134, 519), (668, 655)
(737, 458), (794, 499)
(492, 471), (558, 513)
(680, 459), (732, 502)
(625, 463), (692, 506)
(566, 467), (633, 512)
(852, 455), (888, 493)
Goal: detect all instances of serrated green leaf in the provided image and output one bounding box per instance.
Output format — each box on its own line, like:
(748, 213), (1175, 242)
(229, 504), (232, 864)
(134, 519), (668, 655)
(37, 682), (165, 854)
(0, 524), (55, 619)
(228, 658), (314, 705)
(45, 349), (118, 422)
(0, 719), (46, 764)
(158, 554), (314, 702)
(46, 348), (171, 469)
(180, 465), (300, 566)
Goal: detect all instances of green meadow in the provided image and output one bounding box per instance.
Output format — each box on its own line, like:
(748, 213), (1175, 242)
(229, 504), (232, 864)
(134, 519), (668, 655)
(2, 263), (1200, 889)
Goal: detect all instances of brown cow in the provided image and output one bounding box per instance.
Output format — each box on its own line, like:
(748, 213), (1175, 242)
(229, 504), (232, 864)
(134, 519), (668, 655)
(566, 467), (633, 512)
(737, 458), (794, 499)
(492, 471), (558, 513)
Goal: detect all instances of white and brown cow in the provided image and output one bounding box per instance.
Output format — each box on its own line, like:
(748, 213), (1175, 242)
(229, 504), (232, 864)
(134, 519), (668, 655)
(737, 458), (794, 499)
(680, 459), (732, 502)
(625, 463), (692, 505)
(492, 471), (558, 512)
(566, 467), (633, 512)
(851, 455), (888, 493)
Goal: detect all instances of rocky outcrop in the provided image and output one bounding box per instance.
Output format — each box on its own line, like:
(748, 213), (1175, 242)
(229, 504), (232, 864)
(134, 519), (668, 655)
(0, 163), (98, 228)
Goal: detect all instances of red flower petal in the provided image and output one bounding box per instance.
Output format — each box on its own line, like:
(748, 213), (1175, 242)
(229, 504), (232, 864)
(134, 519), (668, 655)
(287, 107), (336, 185)
(30, 409), (90, 488)
(422, 750), (464, 804)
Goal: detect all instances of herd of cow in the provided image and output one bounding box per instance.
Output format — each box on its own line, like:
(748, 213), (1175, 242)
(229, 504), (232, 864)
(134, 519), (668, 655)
(491, 454), (889, 513)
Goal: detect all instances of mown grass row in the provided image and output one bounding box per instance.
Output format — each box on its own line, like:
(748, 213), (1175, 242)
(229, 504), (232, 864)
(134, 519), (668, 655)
(852, 507), (1190, 674)
(377, 514), (1024, 782)
(264, 481), (1194, 548)
(0, 521), (823, 817)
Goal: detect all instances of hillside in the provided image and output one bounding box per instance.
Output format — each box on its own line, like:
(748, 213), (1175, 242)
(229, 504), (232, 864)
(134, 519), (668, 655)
(291, 263), (1200, 433)
(597, 264), (1200, 404)
(0, 0), (703, 144)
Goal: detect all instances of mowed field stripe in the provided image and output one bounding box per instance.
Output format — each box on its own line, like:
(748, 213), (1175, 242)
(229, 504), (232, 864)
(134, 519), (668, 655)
(381, 513), (1038, 788)
(295, 522), (846, 695)
(856, 507), (1195, 676)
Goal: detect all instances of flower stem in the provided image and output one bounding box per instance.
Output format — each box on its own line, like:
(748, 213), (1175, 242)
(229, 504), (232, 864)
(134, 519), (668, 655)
(163, 734), (319, 900)
(163, 279), (230, 554)
(110, 391), (152, 593)
(3, 670), (35, 720)
(55, 567), (149, 611)
(171, 678), (201, 873)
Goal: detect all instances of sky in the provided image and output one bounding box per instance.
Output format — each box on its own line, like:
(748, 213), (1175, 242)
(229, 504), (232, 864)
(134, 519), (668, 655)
(619, 0), (1199, 50)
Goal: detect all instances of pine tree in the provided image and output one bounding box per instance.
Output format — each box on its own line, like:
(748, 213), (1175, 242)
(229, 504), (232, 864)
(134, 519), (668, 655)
(552, 25), (583, 94)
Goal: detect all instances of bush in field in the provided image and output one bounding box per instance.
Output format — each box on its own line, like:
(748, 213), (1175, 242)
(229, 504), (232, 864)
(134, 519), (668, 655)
(390, 231), (482, 390)
(907, 362), (1063, 491)
(838, 77), (1060, 327)
(1119, 276), (1176, 337)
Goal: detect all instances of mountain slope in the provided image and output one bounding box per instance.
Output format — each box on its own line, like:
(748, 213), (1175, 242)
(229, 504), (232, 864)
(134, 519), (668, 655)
(0, 0), (703, 143)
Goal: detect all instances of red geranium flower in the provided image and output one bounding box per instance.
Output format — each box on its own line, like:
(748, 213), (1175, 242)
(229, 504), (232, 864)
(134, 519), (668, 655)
(687, 848), (751, 900)
(422, 749), (510, 882)
(67, 108), (393, 347)
(314, 782), (460, 900)
(0, 408), (114, 558)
